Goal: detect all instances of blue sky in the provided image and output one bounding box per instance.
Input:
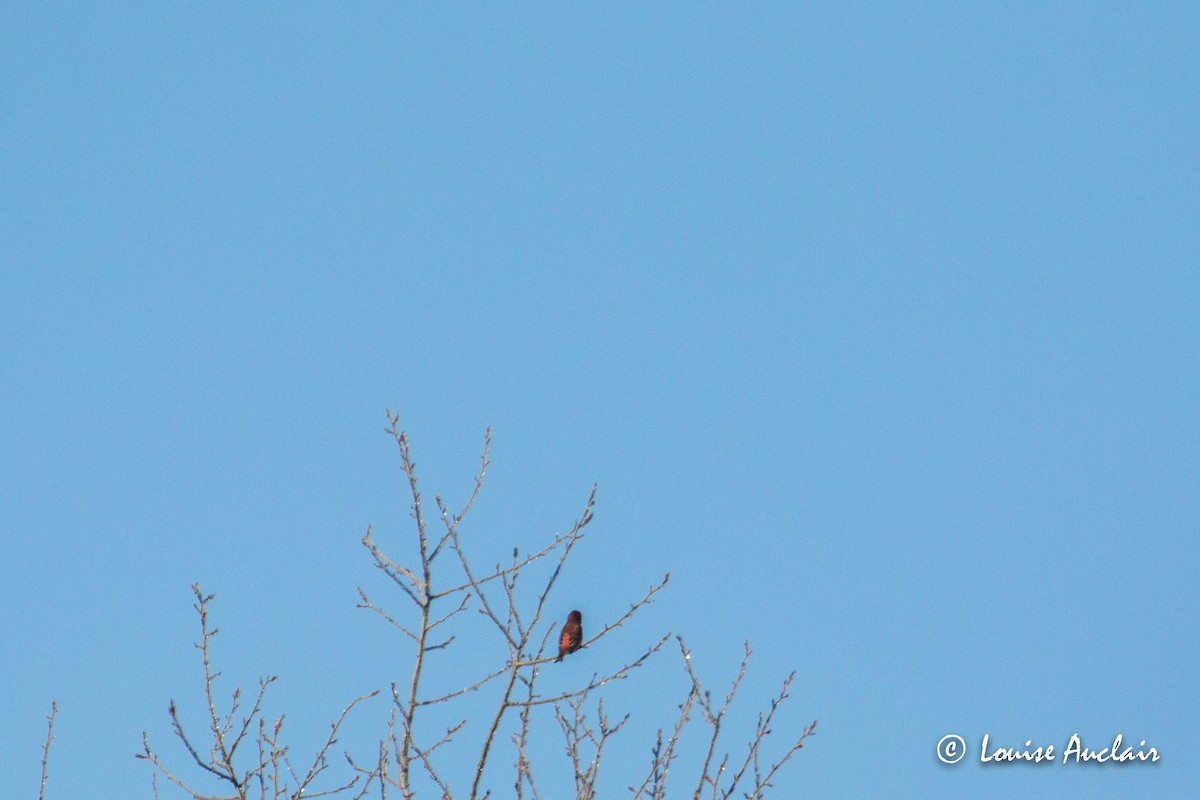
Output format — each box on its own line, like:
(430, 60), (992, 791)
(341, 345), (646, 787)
(2, 3), (1197, 798)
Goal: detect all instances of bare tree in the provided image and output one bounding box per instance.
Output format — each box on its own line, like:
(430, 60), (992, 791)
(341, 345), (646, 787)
(347, 414), (814, 798)
(118, 415), (815, 798)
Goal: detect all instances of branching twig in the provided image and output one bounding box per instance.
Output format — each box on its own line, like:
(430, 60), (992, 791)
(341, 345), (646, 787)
(629, 680), (698, 799)
(512, 633), (671, 707)
(555, 693), (630, 800)
(138, 587), (372, 800)
(672, 637), (818, 800)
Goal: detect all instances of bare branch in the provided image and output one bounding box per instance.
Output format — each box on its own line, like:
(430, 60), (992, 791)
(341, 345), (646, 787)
(427, 591), (472, 631)
(138, 731), (236, 800)
(357, 586), (421, 642)
(431, 533), (572, 600)
(360, 529), (424, 607)
(512, 633), (671, 707)
(430, 426), (491, 564)
(229, 677), (274, 764)
(685, 638), (751, 800)
(733, 713), (818, 799)
(39, 701), (57, 800)
(466, 487), (600, 800)
(629, 681), (698, 799)
(293, 691), (380, 798)
(413, 664), (509, 707)
(166, 696), (235, 785)
(408, 721), (465, 798)
(140, 587), (370, 800)
(512, 669), (541, 800)
(562, 573), (671, 661)
(555, 693), (629, 800)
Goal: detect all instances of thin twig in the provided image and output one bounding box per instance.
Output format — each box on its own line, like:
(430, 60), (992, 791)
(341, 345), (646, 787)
(39, 701), (58, 800)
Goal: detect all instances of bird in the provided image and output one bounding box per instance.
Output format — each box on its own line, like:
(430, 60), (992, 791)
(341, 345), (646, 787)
(556, 610), (583, 662)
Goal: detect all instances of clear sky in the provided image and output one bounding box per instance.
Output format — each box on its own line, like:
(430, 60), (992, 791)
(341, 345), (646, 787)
(2, 3), (1197, 798)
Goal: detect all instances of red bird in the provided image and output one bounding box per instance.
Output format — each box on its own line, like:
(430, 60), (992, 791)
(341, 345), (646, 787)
(556, 610), (583, 662)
